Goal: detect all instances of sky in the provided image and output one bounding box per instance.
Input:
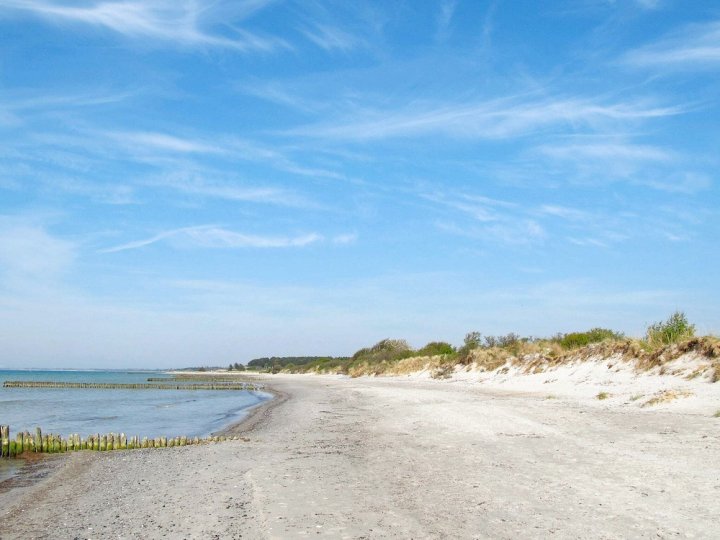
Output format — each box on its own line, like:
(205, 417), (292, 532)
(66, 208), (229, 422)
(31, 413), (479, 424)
(0, 0), (718, 368)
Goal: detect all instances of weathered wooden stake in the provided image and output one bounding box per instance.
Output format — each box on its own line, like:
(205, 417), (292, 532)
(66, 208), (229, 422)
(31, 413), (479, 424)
(0, 425), (9, 457)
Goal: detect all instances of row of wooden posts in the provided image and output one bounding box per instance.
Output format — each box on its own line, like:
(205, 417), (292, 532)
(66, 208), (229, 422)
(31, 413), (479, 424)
(2, 381), (258, 391)
(146, 376), (254, 382)
(0, 425), (239, 459)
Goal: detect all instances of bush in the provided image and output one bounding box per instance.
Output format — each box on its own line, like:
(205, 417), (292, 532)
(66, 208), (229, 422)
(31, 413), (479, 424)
(351, 339), (413, 364)
(457, 332), (482, 364)
(416, 341), (456, 356)
(646, 311), (695, 347)
(558, 328), (624, 349)
(485, 333), (521, 349)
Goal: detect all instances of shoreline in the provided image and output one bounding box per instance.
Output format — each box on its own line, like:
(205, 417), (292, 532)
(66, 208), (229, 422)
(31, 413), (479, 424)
(215, 385), (287, 437)
(0, 379), (283, 501)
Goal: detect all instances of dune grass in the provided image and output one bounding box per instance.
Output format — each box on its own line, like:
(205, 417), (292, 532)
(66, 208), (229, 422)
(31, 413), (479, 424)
(276, 313), (719, 382)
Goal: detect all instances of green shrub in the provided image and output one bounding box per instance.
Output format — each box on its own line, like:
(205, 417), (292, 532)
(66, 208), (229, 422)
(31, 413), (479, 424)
(485, 333), (521, 349)
(646, 311), (695, 347)
(457, 332), (482, 363)
(351, 339), (413, 364)
(416, 341), (456, 356)
(558, 328), (624, 349)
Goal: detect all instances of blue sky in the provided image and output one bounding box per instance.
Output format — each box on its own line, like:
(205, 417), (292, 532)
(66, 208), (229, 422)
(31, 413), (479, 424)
(1, 0), (718, 368)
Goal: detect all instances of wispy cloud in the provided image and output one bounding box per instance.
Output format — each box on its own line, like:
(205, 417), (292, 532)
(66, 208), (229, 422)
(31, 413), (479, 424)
(99, 225), (323, 253)
(0, 0), (287, 52)
(532, 139), (710, 193)
(107, 131), (224, 154)
(300, 22), (363, 51)
(148, 172), (315, 208)
(423, 192), (516, 222)
(236, 80), (321, 112)
(436, 0), (456, 41)
(623, 19), (720, 68)
(436, 219), (546, 246)
(100, 129), (348, 182)
(0, 220), (76, 285)
(535, 141), (674, 162)
(287, 96), (684, 140)
(538, 205), (591, 221)
(332, 233), (357, 245)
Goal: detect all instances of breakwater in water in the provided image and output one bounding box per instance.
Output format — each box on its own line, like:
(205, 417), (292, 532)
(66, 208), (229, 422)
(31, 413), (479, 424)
(147, 376), (254, 382)
(0, 425), (242, 459)
(3, 381), (259, 391)
(0, 370), (271, 447)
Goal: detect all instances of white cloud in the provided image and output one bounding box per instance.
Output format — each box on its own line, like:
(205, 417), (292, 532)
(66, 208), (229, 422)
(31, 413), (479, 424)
(436, 0), (456, 40)
(0, 222), (76, 285)
(109, 132), (224, 154)
(623, 20), (720, 68)
(300, 22), (362, 51)
(332, 233), (357, 245)
(147, 172), (315, 208)
(536, 141), (674, 162)
(538, 205), (591, 221)
(0, 0), (287, 52)
(99, 225), (323, 253)
(287, 96), (684, 140)
(532, 140), (711, 194)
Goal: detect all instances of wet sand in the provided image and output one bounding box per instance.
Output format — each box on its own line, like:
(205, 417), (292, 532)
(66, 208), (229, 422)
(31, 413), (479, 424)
(0, 373), (718, 539)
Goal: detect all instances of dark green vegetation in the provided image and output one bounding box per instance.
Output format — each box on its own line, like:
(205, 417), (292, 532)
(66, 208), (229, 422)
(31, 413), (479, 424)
(246, 356), (350, 372)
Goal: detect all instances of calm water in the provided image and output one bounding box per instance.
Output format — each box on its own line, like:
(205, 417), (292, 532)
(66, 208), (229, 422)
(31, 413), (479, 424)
(0, 369), (270, 439)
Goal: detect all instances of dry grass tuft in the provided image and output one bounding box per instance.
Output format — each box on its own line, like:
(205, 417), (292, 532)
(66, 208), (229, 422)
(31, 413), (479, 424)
(713, 410), (720, 418)
(281, 334), (720, 382)
(596, 391), (610, 400)
(641, 389), (694, 407)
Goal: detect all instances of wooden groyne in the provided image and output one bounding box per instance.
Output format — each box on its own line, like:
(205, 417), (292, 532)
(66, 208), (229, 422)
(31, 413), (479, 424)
(3, 381), (258, 391)
(147, 376), (253, 382)
(0, 425), (241, 459)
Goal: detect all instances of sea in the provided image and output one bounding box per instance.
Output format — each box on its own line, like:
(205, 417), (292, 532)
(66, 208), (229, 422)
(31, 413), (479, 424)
(0, 369), (271, 483)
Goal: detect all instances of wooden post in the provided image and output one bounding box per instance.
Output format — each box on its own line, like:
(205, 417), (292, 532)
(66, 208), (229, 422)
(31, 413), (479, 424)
(35, 427), (42, 452)
(120, 433), (127, 450)
(0, 426), (9, 457)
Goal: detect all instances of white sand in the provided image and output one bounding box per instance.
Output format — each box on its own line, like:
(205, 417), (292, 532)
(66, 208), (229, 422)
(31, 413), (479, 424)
(1, 371), (718, 539)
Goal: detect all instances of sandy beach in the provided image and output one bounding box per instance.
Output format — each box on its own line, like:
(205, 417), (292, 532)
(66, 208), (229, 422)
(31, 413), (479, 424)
(1, 373), (718, 539)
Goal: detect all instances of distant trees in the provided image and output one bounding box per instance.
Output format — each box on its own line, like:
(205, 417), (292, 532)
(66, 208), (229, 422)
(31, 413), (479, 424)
(227, 362), (246, 371)
(246, 356), (347, 369)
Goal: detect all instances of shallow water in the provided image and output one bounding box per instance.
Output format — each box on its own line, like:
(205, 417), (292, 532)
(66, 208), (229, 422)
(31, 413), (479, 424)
(0, 459), (23, 483)
(0, 370), (270, 439)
